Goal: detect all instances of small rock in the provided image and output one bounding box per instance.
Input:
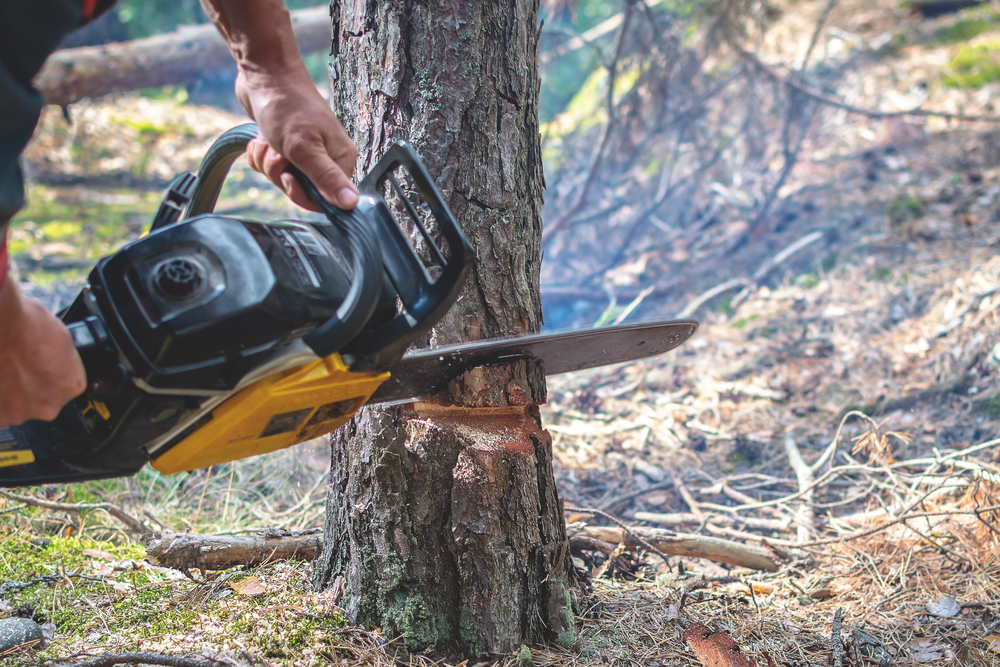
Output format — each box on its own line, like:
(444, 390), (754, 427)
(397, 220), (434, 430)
(0, 617), (44, 654)
(890, 303), (906, 322)
(926, 596), (961, 618)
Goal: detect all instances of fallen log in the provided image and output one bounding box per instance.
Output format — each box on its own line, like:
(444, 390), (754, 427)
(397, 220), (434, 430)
(142, 529), (322, 572)
(142, 522), (780, 574)
(567, 523), (781, 572)
(36, 6), (330, 107)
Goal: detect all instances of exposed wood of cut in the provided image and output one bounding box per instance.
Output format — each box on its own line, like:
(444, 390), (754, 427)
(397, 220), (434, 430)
(568, 524), (780, 572)
(142, 531), (322, 572)
(36, 6), (330, 107)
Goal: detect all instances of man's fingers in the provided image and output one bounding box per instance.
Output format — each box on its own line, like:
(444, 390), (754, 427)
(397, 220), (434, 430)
(247, 133), (359, 210)
(246, 138), (270, 173)
(250, 144), (316, 210)
(287, 143), (359, 210)
(279, 173), (319, 211)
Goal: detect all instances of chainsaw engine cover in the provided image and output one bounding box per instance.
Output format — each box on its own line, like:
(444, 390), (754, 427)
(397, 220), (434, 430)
(0, 214), (395, 485)
(94, 214), (387, 391)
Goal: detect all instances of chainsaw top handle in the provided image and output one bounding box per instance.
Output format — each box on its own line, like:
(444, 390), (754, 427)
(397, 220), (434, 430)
(161, 124), (473, 371)
(175, 123), (382, 359)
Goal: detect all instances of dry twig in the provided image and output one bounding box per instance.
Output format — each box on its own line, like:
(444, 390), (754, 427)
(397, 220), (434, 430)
(0, 490), (147, 535)
(54, 652), (228, 667)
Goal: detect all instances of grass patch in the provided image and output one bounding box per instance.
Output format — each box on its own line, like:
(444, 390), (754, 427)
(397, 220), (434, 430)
(732, 313), (760, 329)
(942, 40), (1000, 88)
(8, 185), (160, 282)
(978, 391), (1000, 418)
(110, 115), (196, 139)
(795, 272), (821, 289)
(887, 196), (925, 224)
(934, 14), (1000, 44)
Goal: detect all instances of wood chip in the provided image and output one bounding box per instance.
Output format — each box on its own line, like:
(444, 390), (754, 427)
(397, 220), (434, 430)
(684, 623), (756, 667)
(230, 576), (267, 597)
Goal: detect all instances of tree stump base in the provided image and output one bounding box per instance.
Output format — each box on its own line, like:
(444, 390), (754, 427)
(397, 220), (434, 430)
(316, 403), (573, 657)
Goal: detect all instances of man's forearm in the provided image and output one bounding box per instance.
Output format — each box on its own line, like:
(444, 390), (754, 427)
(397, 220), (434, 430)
(199, 0), (307, 78)
(198, 0), (359, 211)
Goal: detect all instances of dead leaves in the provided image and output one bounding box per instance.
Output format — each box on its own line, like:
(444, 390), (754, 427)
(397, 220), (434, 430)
(229, 576), (267, 597)
(683, 623), (756, 667)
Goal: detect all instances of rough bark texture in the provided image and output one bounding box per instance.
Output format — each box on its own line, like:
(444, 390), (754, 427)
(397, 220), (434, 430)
(315, 0), (573, 658)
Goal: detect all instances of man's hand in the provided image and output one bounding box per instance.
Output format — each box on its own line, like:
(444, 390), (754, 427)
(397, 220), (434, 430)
(201, 0), (359, 211)
(0, 277), (86, 428)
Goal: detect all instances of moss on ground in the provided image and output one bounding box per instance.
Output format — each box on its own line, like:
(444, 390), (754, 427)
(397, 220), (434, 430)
(1, 544), (349, 666)
(934, 13), (1000, 44)
(942, 39), (1000, 88)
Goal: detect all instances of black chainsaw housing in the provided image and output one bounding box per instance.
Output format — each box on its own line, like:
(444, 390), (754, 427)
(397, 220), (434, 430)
(0, 124), (472, 487)
(3, 214), (392, 484)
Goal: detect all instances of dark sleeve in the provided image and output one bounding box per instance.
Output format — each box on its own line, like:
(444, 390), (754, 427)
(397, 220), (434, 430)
(0, 0), (83, 229)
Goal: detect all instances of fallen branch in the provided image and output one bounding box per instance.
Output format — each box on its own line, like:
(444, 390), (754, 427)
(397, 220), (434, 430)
(633, 511), (701, 526)
(745, 50), (1000, 123)
(0, 490), (146, 535)
(142, 530), (322, 572)
(36, 7), (330, 107)
(675, 278), (747, 319)
(565, 505), (673, 567)
(831, 608), (845, 667)
(783, 432), (818, 543)
(55, 652), (224, 667)
(566, 523), (780, 571)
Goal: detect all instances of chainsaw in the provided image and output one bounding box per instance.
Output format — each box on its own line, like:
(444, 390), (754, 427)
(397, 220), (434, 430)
(0, 124), (697, 487)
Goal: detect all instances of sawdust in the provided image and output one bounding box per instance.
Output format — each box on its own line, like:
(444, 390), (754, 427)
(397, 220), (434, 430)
(408, 403), (541, 458)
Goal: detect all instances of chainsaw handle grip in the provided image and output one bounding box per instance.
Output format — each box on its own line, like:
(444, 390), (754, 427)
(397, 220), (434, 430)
(183, 123), (260, 219)
(181, 122), (382, 358)
(342, 141), (473, 372)
(286, 163), (382, 358)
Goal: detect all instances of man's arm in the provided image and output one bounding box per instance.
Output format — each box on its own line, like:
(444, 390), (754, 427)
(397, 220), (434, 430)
(0, 0), (88, 429)
(0, 232), (87, 426)
(199, 0), (359, 210)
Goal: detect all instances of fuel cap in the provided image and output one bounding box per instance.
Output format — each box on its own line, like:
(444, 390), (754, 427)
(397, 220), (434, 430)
(154, 257), (205, 300)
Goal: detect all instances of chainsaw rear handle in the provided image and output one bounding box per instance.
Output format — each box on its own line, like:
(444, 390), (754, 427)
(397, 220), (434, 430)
(176, 123), (381, 359)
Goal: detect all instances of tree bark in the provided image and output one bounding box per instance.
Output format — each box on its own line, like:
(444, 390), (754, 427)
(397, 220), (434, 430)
(314, 0), (573, 658)
(35, 7), (331, 107)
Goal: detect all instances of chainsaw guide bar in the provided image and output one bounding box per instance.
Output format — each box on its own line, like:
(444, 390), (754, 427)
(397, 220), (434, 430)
(369, 320), (699, 405)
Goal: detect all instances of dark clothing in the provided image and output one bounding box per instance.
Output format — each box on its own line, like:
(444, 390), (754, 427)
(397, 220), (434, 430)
(0, 0), (93, 292)
(0, 0), (83, 230)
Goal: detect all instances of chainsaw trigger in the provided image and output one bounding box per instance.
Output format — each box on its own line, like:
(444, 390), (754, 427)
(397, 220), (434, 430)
(83, 400), (111, 421)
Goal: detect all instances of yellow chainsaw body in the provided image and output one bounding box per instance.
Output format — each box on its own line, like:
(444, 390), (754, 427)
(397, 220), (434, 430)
(150, 353), (389, 474)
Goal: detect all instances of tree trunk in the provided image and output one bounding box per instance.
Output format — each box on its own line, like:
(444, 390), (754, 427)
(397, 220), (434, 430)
(314, 0), (574, 658)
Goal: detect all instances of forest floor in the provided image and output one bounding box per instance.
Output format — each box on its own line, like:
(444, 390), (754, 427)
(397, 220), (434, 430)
(3, 0), (1000, 665)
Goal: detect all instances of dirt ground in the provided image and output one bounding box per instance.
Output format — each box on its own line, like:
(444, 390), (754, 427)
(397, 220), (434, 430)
(3, 0), (1000, 664)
